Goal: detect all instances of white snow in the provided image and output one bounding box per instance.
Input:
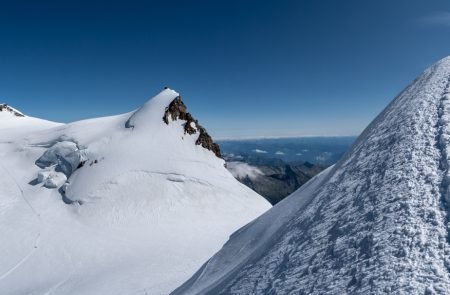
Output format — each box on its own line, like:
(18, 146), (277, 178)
(0, 110), (61, 140)
(0, 103), (24, 116)
(173, 167), (333, 295)
(37, 169), (67, 188)
(0, 89), (270, 295)
(173, 56), (450, 294)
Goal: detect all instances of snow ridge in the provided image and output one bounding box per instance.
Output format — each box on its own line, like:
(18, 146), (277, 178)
(436, 77), (450, 279)
(0, 104), (24, 117)
(173, 56), (450, 294)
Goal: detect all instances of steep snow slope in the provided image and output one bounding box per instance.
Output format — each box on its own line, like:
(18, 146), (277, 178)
(173, 57), (450, 295)
(0, 89), (270, 295)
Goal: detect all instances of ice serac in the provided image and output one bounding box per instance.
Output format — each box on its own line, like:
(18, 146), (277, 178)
(0, 88), (270, 295)
(173, 57), (450, 295)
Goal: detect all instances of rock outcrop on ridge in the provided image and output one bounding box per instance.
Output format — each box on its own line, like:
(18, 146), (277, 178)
(0, 103), (25, 117)
(163, 96), (222, 159)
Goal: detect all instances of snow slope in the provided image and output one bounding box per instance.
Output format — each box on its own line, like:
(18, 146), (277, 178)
(0, 89), (270, 294)
(0, 104), (61, 139)
(173, 57), (450, 295)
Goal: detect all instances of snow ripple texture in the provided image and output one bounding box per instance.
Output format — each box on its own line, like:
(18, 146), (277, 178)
(175, 57), (450, 294)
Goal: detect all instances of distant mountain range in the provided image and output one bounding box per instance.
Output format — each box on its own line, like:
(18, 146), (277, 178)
(218, 136), (356, 165)
(220, 137), (355, 204)
(225, 159), (324, 204)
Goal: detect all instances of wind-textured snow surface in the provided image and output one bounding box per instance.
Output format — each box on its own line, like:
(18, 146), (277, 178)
(173, 57), (450, 295)
(0, 89), (270, 295)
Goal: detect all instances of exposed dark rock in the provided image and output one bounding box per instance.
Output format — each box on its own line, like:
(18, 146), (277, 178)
(162, 97), (188, 124)
(76, 160), (86, 169)
(195, 125), (222, 158)
(0, 104), (24, 117)
(163, 96), (222, 158)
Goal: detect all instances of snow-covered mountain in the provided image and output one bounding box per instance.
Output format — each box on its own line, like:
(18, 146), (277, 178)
(0, 89), (270, 294)
(173, 57), (450, 295)
(0, 103), (61, 136)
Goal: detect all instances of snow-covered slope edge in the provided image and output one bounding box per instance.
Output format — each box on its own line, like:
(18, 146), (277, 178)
(0, 103), (62, 138)
(173, 57), (450, 295)
(0, 89), (270, 295)
(172, 166), (334, 294)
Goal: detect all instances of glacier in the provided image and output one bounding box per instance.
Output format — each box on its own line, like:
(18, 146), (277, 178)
(0, 89), (270, 294)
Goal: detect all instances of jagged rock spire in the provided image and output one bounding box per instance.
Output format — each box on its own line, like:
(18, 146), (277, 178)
(163, 96), (222, 159)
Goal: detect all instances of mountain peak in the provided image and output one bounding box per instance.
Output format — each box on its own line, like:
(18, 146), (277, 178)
(0, 103), (25, 117)
(126, 88), (222, 158)
(125, 88), (179, 129)
(0, 88), (270, 294)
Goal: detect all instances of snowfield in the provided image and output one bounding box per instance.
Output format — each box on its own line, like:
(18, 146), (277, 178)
(173, 57), (450, 294)
(0, 90), (270, 294)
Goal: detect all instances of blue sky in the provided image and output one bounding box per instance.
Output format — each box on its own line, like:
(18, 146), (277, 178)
(1, 0), (450, 138)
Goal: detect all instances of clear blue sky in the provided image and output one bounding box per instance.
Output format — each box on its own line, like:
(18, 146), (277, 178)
(1, 0), (450, 138)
